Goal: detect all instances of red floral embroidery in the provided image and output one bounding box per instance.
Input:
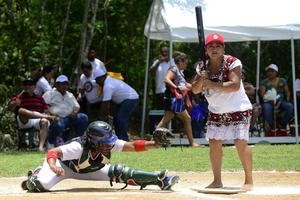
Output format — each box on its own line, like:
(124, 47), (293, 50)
(208, 110), (252, 127)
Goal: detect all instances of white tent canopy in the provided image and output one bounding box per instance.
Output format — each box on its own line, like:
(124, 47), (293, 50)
(144, 0), (300, 42)
(141, 0), (299, 143)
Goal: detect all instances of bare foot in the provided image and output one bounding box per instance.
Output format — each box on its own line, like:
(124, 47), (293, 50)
(241, 184), (253, 191)
(205, 181), (223, 188)
(191, 143), (205, 147)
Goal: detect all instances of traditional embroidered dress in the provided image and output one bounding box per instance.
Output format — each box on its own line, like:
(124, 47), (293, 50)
(196, 55), (252, 141)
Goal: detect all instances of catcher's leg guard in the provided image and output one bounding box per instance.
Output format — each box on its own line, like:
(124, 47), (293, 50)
(21, 167), (47, 192)
(108, 164), (179, 190)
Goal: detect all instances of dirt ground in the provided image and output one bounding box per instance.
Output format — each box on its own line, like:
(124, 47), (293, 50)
(0, 171), (300, 200)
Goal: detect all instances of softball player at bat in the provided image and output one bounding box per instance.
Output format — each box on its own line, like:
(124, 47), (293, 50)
(21, 121), (179, 192)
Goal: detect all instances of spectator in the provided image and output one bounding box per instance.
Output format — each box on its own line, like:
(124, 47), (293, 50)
(192, 33), (253, 190)
(241, 70), (261, 133)
(156, 52), (200, 147)
(87, 47), (107, 72)
(149, 45), (175, 109)
(43, 75), (88, 146)
(77, 61), (102, 122)
(94, 69), (139, 141)
(259, 64), (293, 132)
(8, 78), (57, 151)
(34, 64), (55, 96)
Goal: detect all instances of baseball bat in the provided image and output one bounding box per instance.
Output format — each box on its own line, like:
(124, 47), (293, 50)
(195, 6), (206, 63)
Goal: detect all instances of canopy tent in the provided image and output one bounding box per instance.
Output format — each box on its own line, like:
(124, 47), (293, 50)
(141, 0), (299, 143)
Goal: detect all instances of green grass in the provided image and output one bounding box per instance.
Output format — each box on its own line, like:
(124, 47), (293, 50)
(0, 144), (300, 177)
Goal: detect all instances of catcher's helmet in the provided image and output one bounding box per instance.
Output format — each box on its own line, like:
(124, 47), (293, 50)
(86, 121), (117, 146)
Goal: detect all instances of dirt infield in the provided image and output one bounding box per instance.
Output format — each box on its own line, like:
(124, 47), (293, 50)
(1, 171), (299, 200)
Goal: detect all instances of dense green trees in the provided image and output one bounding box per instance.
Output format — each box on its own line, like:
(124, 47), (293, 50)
(0, 1), (298, 146)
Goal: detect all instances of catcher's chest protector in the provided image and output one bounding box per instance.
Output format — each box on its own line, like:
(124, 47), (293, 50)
(63, 142), (111, 173)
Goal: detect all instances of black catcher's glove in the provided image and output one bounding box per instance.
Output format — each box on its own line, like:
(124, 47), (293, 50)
(152, 128), (174, 148)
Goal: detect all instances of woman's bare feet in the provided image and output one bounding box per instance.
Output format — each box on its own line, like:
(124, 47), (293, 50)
(241, 184), (253, 191)
(191, 143), (205, 147)
(205, 181), (223, 188)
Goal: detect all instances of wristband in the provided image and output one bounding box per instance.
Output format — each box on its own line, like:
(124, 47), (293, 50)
(46, 150), (58, 161)
(133, 140), (146, 152)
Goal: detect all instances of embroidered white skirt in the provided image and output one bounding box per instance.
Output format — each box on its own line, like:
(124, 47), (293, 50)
(205, 110), (252, 141)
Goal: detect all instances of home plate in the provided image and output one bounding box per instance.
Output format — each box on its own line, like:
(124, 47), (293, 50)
(192, 187), (246, 194)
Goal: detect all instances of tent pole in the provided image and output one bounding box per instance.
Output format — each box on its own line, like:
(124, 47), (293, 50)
(291, 38), (299, 144)
(141, 37), (151, 138)
(255, 39), (261, 104)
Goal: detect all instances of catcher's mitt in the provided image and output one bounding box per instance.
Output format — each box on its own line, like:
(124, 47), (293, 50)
(152, 128), (174, 148)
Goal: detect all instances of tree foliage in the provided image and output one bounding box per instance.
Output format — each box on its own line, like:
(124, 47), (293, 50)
(0, 1), (299, 145)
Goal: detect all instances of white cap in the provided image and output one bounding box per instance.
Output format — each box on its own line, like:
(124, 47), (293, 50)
(56, 75), (69, 82)
(265, 64), (278, 72)
(94, 68), (106, 79)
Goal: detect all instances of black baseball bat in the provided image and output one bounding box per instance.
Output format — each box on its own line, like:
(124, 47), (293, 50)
(195, 6), (206, 63)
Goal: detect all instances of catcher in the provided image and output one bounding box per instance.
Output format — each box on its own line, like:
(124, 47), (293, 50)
(21, 121), (178, 192)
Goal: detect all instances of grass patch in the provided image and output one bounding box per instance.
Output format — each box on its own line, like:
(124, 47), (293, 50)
(0, 144), (299, 177)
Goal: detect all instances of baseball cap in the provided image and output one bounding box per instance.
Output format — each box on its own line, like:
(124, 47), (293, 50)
(23, 78), (35, 85)
(94, 68), (106, 79)
(55, 75), (69, 83)
(205, 33), (225, 46)
(265, 64), (278, 72)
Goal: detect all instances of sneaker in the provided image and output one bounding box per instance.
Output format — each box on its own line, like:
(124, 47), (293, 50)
(21, 169), (34, 190)
(158, 169), (168, 181)
(21, 167), (43, 192)
(160, 175), (179, 190)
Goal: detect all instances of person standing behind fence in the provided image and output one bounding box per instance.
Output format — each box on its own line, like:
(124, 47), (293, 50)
(192, 33), (253, 190)
(149, 46), (175, 109)
(155, 52), (199, 147)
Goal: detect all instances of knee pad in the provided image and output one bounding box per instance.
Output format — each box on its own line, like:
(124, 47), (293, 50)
(26, 176), (47, 193)
(108, 164), (125, 185)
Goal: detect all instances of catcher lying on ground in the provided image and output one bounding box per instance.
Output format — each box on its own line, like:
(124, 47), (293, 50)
(21, 121), (178, 192)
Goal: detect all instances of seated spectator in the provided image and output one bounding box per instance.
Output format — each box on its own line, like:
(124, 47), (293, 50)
(8, 78), (57, 151)
(43, 75), (88, 146)
(242, 70), (261, 132)
(94, 68), (139, 141)
(77, 61), (102, 122)
(33, 64), (55, 96)
(259, 64), (293, 133)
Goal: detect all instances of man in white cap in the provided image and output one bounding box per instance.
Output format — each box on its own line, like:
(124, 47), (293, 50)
(43, 75), (88, 146)
(94, 68), (139, 141)
(259, 64), (293, 134)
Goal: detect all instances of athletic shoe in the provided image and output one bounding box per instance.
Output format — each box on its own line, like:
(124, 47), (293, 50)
(160, 175), (179, 190)
(21, 167), (42, 190)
